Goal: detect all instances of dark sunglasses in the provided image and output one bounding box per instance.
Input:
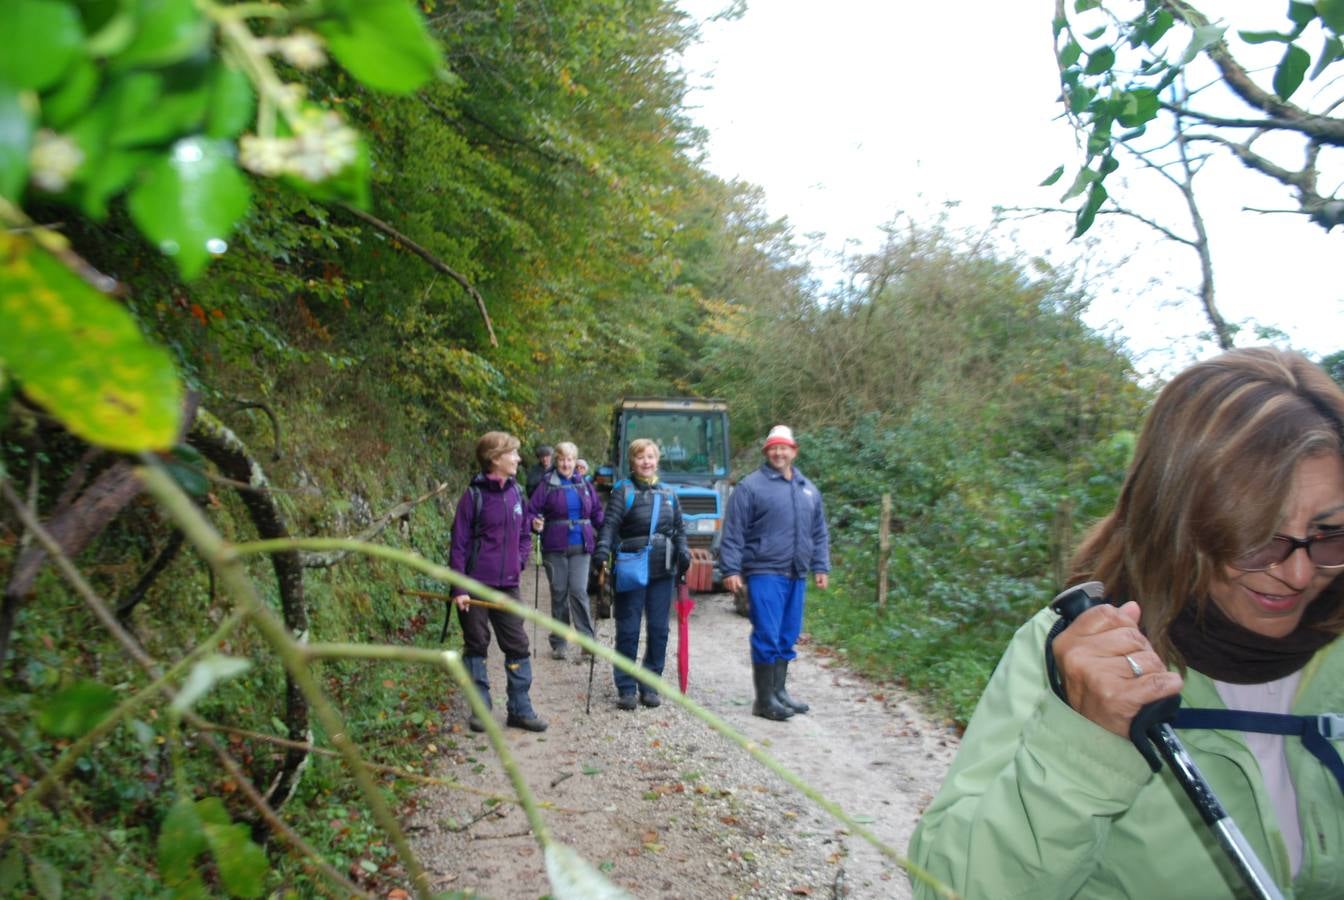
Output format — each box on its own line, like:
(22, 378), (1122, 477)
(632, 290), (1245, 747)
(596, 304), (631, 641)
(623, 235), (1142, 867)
(1232, 530), (1344, 572)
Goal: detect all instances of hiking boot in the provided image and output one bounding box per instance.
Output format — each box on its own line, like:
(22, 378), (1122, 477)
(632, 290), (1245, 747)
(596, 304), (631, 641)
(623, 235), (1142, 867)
(468, 713), (488, 733)
(551, 646), (567, 661)
(639, 692), (662, 708)
(506, 712), (548, 732)
(616, 693), (638, 711)
(504, 657), (546, 731)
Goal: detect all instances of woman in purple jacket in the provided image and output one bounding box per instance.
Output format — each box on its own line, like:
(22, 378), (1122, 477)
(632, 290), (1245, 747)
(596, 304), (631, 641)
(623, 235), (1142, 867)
(449, 432), (547, 733)
(527, 441), (604, 661)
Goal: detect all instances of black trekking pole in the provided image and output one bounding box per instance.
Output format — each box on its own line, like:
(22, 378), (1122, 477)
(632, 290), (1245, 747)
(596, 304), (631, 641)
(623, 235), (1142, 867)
(1048, 583), (1284, 900)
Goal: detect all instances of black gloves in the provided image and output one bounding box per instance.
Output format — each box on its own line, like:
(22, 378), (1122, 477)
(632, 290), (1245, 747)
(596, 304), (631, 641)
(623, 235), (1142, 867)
(676, 551), (691, 576)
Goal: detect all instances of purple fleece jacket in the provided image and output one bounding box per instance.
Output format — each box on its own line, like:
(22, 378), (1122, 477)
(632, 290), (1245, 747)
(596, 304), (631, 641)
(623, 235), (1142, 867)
(526, 470), (605, 554)
(448, 473), (530, 591)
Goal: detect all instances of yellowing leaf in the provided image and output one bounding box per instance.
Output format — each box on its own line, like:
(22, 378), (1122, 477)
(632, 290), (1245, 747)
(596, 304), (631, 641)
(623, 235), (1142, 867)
(0, 233), (182, 451)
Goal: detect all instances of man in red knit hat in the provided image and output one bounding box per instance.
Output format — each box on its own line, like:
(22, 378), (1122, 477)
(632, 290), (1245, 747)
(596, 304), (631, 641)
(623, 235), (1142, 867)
(720, 425), (831, 721)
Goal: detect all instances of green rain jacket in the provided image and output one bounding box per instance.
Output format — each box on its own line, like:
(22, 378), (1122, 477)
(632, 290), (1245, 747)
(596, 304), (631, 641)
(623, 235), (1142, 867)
(908, 607), (1344, 900)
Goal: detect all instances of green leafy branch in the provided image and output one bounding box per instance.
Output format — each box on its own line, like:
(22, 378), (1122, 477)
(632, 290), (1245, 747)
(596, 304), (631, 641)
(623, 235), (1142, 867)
(0, 475), (366, 898)
(0, 0), (441, 451)
(1048, 0), (1344, 236)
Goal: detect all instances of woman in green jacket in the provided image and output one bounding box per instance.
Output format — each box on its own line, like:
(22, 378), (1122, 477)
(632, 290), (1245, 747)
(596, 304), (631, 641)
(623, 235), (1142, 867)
(909, 347), (1344, 899)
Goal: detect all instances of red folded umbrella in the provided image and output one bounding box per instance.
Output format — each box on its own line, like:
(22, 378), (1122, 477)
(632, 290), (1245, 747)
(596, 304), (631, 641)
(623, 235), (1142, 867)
(676, 581), (695, 693)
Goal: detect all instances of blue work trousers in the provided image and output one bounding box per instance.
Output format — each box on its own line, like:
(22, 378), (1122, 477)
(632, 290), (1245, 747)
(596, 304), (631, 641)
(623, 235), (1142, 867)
(747, 574), (806, 665)
(612, 575), (673, 697)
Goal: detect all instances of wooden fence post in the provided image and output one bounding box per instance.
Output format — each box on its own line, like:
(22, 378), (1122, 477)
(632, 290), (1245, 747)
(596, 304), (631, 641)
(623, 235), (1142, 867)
(876, 493), (891, 607)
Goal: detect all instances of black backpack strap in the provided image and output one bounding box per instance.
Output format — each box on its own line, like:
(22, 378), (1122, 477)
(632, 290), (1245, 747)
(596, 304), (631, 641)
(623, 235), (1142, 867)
(1175, 708), (1344, 794)
(464, 485), (484, 572)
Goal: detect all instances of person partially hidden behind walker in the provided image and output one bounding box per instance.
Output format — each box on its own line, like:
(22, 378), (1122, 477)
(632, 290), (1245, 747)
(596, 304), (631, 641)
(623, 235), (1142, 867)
(719, 425), (830, 721)
(908, 347), (1344, 899)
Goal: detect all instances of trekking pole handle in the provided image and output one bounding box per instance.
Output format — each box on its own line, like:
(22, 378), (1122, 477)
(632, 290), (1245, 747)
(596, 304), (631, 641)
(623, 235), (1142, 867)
(1048, 585), (1285, 900)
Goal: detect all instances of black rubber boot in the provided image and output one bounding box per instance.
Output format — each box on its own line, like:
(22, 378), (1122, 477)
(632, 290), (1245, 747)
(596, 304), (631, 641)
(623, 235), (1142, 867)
(774, 660), (809, 714)
(751, 663), (793, 721)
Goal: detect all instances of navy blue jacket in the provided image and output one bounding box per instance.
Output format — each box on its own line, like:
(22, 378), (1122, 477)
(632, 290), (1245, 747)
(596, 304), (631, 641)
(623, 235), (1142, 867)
(719, 463), (830, 579)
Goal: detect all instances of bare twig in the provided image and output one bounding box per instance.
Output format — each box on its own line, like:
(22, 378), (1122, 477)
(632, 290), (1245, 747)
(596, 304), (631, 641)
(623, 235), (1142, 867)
(301, 482), (454, 569)
(337, 203), (498, 347)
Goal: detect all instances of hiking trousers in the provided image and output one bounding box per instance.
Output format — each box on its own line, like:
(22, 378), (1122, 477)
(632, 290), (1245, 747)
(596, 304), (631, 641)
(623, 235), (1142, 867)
(612, 575), (673, 697)
(456, 585), (529, 659)
(542, 549), (594, 651)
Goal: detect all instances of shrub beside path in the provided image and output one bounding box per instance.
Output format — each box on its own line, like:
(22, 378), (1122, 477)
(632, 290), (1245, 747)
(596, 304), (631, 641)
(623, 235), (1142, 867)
(407, 566), (961, 898)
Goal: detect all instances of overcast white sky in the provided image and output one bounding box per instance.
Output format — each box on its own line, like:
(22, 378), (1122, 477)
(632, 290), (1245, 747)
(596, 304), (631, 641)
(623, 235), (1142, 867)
(676, 0), (1343, 374)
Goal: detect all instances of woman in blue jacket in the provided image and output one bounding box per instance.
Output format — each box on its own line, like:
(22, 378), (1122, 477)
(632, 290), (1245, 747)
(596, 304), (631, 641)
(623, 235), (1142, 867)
(448, 431), (547, 733)
(595, 438), (690, 710)
(527, 441), (604, 661)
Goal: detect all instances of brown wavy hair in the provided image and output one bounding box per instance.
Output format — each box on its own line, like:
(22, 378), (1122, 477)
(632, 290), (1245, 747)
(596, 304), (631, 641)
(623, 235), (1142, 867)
(1069, 347), (1344, 665)
(475, 431), (520, 472)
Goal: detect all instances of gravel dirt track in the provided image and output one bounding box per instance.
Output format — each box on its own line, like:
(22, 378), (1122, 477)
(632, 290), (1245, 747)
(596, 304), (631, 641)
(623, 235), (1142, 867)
(407, 566), (960, 899)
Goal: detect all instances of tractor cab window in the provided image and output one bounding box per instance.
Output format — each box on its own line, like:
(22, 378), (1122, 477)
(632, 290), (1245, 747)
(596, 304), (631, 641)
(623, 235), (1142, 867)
(623, 412), (727, 478)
